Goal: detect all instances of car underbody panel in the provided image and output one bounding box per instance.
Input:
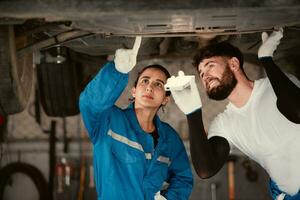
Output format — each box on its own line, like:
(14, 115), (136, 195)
(0, 0), (299, 116)
(1, 1), (300, 36)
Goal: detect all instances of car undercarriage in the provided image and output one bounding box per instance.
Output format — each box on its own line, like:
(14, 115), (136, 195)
(0, 0), (299, 116)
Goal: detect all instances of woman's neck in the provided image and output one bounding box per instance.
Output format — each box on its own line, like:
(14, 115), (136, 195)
(134, 107), (157, 133)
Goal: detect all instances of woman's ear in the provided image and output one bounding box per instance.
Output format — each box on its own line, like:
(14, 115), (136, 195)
(162, 96), (170, 106)
(131, 87), (136, 97)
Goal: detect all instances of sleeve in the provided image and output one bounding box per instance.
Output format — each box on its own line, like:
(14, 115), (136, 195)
(186, 109), (230, 179)
(164, 133), (193, 200)
(208, 115), (233, 148)
(260, 58), (300, 123)
(79, 61), (129, 143)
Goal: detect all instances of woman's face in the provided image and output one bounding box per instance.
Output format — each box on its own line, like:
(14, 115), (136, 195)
(131, 68), (169, 110)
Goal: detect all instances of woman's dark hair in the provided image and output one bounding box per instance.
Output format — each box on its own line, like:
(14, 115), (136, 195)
(134, 64), (171, 96)
(193, 42), (244, 73)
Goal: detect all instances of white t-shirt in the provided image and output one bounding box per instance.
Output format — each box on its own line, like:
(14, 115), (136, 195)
(208, 77), (300, 195)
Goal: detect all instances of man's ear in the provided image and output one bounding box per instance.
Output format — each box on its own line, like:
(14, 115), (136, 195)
(162, 96), (170, 106)
(131, 87), (136, 97)
(229, 57), (240, 72)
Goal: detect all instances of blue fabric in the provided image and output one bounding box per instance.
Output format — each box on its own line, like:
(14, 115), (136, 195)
(79, 62), (193, 200)
(269, 179), (300, 200)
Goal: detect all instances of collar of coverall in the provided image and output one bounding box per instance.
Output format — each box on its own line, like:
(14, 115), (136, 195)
(126, 103), (167, 141)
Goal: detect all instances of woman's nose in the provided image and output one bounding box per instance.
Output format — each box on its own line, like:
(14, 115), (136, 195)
(146, 84), (153, 92)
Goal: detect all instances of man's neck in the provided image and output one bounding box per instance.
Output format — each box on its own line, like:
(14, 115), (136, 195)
(228, 79), (254, 108)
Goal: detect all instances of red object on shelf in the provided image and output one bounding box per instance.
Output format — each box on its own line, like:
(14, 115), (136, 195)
(0, 115), (5, 125)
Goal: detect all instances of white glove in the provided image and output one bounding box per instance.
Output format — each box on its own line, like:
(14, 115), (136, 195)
(276, 193), (286, 200)
(258, 28), (283, 59)
(165, 71), (202, 115)
(114, 36), (142, 73)
(154, 191), (167, 200)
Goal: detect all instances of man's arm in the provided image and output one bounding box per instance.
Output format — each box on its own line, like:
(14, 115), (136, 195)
(260, 58), (300, 123)
(187, 109), (230, 178)
(258, 29), (300, 123)
(165, 72), (230, 179)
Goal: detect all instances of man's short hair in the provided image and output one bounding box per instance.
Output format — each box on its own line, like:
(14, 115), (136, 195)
(193, 42), (244, 71)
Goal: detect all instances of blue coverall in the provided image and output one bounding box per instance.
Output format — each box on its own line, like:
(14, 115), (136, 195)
(79, 62), (193, 200)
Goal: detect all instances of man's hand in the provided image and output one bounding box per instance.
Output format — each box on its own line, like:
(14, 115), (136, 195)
(258, 28), (283, 59)
(114, 36), (142, 73)
(165, 71), (202, 115)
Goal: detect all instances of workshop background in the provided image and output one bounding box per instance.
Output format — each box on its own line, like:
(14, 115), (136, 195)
(0, 57), (274, 200)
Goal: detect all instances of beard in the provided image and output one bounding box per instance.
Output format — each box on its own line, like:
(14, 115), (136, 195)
(207, 64), (237, 100)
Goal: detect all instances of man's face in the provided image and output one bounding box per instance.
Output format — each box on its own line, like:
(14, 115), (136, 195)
(198, 56), (237, 100)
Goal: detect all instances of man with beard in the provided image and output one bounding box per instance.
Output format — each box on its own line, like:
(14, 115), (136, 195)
(165, 28), (300, 200)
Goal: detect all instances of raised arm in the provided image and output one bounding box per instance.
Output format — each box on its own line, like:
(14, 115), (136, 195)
(79, 62), (129, 138)
(79, 36), (142, 141)
(258, 29), (300, 123)
(165, 72), (230, 179)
